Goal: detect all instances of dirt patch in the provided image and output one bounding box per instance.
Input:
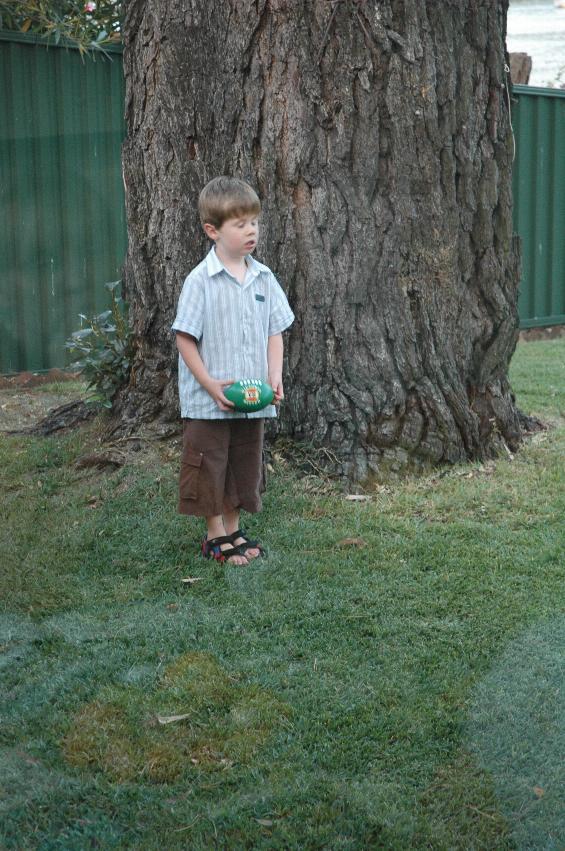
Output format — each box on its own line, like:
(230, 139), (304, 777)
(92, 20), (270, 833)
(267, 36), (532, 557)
(0, 385), (87, 433)
(519, 326), (565, 342)
(0, 368), (80, 390)
(0, 369), (88, 433)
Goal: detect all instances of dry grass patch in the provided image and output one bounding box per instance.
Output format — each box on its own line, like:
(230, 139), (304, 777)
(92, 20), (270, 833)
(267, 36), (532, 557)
(63, 651), (291, 783)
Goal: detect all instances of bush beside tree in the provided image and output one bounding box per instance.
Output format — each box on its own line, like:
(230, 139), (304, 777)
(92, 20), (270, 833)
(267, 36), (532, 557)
(0, 0), (121, 53)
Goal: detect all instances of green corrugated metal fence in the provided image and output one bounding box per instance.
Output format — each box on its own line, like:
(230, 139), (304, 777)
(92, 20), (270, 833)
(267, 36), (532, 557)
(512, 84), (565, 329)
(0, 31), (126, 373)
(0, 36), (563, 373)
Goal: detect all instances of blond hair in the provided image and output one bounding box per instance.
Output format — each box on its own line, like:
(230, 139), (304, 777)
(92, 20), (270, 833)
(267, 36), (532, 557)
(198, 176), (261, 228)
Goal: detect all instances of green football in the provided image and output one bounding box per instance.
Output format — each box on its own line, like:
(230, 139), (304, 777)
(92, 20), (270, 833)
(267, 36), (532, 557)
(224, 379), (275, 412)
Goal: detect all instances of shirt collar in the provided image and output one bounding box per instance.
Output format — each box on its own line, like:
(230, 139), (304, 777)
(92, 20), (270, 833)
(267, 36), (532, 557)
(205, 246), (269, 282)
(245, 253), (271, 277)
(205, 246), (224, 277)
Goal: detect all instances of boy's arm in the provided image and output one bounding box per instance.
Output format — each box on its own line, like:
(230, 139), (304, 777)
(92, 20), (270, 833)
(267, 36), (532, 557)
(267, 333), (284, 403)
(176, 331), (235, 411)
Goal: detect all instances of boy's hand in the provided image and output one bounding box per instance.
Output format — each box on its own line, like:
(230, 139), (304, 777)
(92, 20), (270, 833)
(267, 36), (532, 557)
(269, 376), (284, 405)
(204, 378), (236, 411)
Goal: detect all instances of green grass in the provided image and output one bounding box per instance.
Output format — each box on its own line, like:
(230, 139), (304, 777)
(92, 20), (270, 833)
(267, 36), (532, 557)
(1, 340), (564, 849)
(510, 339), (565, 419)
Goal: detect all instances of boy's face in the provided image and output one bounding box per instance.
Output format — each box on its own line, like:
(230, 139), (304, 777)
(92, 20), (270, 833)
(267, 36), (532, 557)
(204, 214), (259, 259)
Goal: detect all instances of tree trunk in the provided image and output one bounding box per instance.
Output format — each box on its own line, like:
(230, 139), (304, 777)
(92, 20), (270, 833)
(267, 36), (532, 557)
(118, 0), (522, 482)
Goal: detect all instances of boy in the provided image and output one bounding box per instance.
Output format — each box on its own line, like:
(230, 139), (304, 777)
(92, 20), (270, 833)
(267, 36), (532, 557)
(172, 176), (294, 565)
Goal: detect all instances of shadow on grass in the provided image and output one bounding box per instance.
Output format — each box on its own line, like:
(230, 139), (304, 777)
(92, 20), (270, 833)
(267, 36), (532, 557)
(467, 616), (565, 850)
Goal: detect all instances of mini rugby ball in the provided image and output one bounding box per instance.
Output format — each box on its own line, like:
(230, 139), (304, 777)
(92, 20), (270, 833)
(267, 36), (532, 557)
(224, 379), (274, 412)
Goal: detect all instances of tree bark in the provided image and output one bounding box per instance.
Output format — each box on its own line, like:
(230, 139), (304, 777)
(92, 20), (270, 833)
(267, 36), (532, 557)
(118, 0), (522, 481)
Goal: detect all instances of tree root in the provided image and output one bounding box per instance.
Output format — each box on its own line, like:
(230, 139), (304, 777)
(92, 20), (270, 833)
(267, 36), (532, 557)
(7, 399), (98, 436)
(517, 409), (547, 436)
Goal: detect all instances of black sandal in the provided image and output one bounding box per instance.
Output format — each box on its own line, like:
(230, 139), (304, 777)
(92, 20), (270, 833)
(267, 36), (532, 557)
(229, 529), (266, 558)
(201, 535), (247, 564)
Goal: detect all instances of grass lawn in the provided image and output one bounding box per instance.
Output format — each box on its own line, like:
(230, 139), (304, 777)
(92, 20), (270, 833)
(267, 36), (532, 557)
(1, 339), (564, 849)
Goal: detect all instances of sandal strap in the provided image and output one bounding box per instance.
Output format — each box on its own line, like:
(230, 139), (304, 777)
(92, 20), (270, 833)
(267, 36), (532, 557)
(230, 530), (265, 556)
(231, 529), (259, 547)
(206, 535), (234, 546)
(217, 547), (243, 559)
(201, 535), (247, 563)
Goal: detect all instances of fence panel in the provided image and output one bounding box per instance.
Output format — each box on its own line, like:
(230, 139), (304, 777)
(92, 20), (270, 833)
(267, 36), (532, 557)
(512, 84), (565, 328)
(0, 31), (126, 373)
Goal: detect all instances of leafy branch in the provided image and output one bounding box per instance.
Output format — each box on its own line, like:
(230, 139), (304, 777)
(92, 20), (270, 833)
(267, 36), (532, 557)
(0, 1), (122, 55)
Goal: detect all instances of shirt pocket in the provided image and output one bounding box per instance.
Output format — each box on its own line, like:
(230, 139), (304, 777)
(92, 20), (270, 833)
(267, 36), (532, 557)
(252, 294), (269, 332)
(180, 449), (203, 500)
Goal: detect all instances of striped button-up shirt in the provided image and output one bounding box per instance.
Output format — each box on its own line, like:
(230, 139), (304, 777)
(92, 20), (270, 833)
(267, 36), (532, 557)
(172, 247), (295, 419)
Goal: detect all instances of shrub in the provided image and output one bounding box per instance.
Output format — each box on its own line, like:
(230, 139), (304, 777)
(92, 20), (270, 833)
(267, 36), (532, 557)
(65, 280), (134, 408)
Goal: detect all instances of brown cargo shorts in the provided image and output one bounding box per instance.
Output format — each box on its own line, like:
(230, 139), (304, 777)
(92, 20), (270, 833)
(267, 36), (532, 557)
(179, 418), (266, 517)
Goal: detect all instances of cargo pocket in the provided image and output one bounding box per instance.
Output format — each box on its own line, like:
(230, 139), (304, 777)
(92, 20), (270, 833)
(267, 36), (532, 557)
(180, 449), (203, 500)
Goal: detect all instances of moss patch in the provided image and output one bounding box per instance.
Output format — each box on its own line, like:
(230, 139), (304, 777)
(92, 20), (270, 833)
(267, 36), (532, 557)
(63, 652), (290, 783)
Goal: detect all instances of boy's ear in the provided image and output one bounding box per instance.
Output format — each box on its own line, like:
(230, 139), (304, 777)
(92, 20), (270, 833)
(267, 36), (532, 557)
(203, 222), (218, 241)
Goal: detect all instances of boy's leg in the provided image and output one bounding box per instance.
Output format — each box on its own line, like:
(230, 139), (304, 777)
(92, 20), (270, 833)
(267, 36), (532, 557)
(179, 419), (248, 566)
(223, 419), (265, 558)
